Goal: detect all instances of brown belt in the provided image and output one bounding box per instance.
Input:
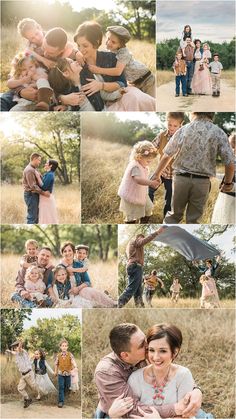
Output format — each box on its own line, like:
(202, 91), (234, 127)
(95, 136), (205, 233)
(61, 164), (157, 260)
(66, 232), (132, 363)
(134, 71), (151, 85)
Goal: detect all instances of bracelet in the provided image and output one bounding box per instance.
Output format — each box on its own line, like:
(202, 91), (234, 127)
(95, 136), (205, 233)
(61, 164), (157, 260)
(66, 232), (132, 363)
(193, 385), (203, 393)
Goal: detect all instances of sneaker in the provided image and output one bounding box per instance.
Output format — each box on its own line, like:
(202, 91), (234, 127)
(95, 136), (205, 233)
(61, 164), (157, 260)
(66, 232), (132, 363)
(217, 91), (220, 96)
(183, 94), (188, 97)
(175, 94), (179, 97)
(212, 92), (216, 97)
(58, 402), (64, 408)
(24, 398), (32, 408)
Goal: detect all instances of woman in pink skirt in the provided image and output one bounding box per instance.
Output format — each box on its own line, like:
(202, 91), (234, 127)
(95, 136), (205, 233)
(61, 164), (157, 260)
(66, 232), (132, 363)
(35, 159), (58, 224)
(191, 39), (212, 95)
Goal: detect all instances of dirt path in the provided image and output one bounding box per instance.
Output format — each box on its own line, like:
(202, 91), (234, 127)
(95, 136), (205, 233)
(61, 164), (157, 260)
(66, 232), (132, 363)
(1, 399), (81, 419)
(156, 79), (235, 111)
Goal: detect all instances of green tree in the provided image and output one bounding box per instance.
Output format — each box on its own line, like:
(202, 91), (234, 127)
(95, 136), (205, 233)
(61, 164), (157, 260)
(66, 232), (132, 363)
(1, 309), (32, 352)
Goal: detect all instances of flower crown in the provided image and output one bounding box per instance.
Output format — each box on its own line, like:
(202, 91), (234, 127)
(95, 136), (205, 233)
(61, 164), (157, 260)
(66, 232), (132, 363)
(12, 51), (35, 67)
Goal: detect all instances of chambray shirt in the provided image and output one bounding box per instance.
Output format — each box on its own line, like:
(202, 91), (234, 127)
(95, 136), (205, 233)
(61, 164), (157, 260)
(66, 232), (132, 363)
(163, 120), (234, 177)
(41, 171), (55, 193)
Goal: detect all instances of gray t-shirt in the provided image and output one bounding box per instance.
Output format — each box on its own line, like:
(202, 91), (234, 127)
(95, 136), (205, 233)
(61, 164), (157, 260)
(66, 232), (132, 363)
(208, 61), (223, 74)
(128, 364), (194, 405)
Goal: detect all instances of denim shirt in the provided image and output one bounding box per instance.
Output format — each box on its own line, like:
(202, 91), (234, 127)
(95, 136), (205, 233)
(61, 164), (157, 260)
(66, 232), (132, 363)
(55, 279), (71, 300)
(96, 51), (127, 87)
(41, 171), (54, 193)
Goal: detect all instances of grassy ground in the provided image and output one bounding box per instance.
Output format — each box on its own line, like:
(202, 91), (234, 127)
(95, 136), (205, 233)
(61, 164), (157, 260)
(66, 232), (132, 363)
(1, 353), (81, 406)
(0, 184), (80, 224)
(82, 308), (235, 418)
(120, 296), (235, 309)
(1, 25), (155, 92)
(157, 69), (235, 88)
(81, 137), (222, 224)
(0, 255), (118, 308)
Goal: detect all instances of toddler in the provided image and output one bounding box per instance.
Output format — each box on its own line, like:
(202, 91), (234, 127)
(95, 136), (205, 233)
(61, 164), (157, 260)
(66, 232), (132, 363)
(24, 266), (47, 305)
(20, 239), (39, 269)
(202, 43), (211, 64)
(170, 277), (182, 302)
(7, 52), (53, 111)
(173, 51), (187, 97)
(149, 112), (185, 218)
(88, 25), (155, 97)
(143, 270), (164, 307)
(118, 141), (159, 223)
(54, 338), (77, 408)
(208, 53), (223, 97)
(199, 274), (220, 309)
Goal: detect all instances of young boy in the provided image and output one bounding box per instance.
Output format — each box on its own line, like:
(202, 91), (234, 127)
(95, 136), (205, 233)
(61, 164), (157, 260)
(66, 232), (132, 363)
(173, 51), (187, 97)
(143, 270), (164, 307)
(75, 244), (90, 269)
(208, 53), (223, 97)
(6, 340), (41, 408)
(149, 112), (185, 218)
(54, 338), (77, 408)
(87, 25), (155, 97)
(20, 239), (39, 269)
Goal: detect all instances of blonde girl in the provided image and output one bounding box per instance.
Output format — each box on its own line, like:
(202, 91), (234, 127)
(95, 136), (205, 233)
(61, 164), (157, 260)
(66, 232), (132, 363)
(24, 266), (47, 304)
(202, 43), (211, 63)
(199, 274), (220, 309)
(118, 141), (159, 223)
(7, 51), (52, 111)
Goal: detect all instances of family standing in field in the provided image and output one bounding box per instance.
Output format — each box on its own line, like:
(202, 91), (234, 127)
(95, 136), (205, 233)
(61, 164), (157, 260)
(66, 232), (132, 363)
(118, 112), (235, 225)
(173, 25), (223, 97)
(1, 18), (156, 112)
(11, 240), (117, 309)
(118, 227), (221, 309)
(6, 338), (78, 408)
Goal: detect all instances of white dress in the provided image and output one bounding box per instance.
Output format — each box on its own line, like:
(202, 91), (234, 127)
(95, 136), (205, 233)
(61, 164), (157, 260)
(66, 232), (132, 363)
(52, 284), (94, 308)
(211, 190), (235, 224)
(34, 360), (57, 395)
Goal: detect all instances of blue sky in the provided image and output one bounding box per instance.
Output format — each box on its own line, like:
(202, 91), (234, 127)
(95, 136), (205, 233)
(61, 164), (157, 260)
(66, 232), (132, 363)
(157, 1), (235, 43)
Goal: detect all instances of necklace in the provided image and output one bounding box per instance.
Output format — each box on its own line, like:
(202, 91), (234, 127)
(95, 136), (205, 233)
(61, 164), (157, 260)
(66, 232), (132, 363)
(151, 366), (170, 402)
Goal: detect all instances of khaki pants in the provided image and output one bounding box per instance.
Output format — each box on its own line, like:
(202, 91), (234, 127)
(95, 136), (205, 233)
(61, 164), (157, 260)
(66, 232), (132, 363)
(211, 74), (221, 93)
(17, 370), (40, 399)
(164, 174), (210, 224)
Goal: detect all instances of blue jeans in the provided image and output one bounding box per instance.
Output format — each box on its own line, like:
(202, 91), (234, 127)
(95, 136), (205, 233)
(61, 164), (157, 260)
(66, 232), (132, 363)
(186, 61), (195, 93)
(175, 75), (187, 95)
(0, 91), (17, 111)
(11, 292), (53, 308)
(94, 408), (109, 418)
(58, 375), (71, 403)
(149, 176), (172, 217)
(196, 409), (214, 419)
(24, 191), (39, 224)
(118, 263), (144, 307)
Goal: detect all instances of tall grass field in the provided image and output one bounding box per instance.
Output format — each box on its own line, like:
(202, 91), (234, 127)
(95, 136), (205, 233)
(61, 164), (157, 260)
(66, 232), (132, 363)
(82, 308), (235, 419)
(1, 254), (118, 308)
(0, 184), (80, 224)
(120, 296), (234, 309)
(81, 137), (222, 224)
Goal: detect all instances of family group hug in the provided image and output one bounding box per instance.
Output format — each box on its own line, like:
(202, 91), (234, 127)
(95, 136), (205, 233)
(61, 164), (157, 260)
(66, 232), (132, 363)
(173, 25), (223, 97)
(93, 323), (214, 418)
(1, 18), (156, 112)
(11, 240), (117, 308)
(118, 227), (221, 309)
(118, 112), (235, 224)
(6, 338), (78, 408)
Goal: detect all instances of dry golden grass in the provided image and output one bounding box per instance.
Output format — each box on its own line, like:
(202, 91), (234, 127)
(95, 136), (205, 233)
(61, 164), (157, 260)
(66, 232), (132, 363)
(1, 354), (81, 407)
(1, 25), (155, 92)
(82, 308), (235, 418)
(122, 296), (235, 309)
(221, 70), (236, 88)
(0, 184), (80, 224)
(0, 255), (118, 308)
(81, 137), (221, 224)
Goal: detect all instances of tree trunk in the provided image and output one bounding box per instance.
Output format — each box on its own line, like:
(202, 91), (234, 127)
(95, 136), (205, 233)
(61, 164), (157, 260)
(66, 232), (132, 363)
(95, 225), (104, 261)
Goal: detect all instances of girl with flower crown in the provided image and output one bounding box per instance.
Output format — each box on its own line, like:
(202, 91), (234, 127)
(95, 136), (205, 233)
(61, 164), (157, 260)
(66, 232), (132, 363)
(7, 51), (53, 111)
(118, 141), (159, 223)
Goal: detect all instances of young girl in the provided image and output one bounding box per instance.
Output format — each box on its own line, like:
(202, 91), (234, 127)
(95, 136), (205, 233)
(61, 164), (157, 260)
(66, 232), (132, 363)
(118, 141), (159, 223)
(51, 265), (94, 308)
(24, 266), (47, 305)
(202, 43), (212, 63)
(170, 277), (182, 302)
(87, 25), (155, 98)
(180, 24), (192, 49)
(199, 274), (220, 309)
(7, 52), (53, 111)
(32, 349), (57, 395)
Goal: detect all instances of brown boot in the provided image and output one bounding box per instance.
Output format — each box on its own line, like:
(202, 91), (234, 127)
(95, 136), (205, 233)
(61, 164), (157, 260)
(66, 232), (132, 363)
(140, 216), (151, 224)
(35, 87), (53, 111)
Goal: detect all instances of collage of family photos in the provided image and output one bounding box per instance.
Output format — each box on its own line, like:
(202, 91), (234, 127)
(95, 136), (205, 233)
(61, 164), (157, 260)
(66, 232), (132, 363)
(0, 1), (235, 419)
